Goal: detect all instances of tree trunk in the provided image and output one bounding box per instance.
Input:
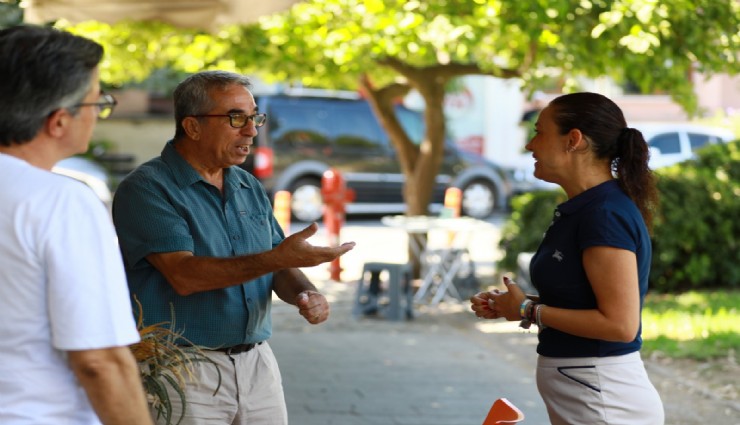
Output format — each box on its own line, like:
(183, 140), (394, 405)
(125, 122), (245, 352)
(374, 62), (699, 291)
(360, 72), (448, 218)
(360, 72), (449, 277)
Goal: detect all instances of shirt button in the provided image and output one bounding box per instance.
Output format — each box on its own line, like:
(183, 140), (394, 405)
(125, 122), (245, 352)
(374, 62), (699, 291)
(232, 235), (240, 240)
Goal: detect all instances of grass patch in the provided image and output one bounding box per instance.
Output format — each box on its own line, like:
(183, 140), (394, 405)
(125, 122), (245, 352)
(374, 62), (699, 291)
(641, 290), (740, 360)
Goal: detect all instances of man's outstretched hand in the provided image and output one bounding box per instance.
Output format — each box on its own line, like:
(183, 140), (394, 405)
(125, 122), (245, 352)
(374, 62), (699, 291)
(273, 222), (355, 268)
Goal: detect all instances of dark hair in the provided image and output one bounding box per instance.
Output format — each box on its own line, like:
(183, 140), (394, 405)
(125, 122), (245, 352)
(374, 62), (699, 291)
(0, 25), (103, 146)
(549, 92), (659, 229)
(172, 71), (252, 140)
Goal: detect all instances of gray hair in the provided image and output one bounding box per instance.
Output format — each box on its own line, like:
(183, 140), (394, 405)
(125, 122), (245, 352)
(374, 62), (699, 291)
(0, 25), (103, 146)
(172, 71), (252, 140)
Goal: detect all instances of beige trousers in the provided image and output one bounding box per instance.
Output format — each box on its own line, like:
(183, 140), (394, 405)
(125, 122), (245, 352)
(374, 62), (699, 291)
(152, 342), (288, 425)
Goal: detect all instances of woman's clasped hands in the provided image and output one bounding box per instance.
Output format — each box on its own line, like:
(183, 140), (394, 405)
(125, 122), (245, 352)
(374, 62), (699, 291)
(470, 276), (527, 321)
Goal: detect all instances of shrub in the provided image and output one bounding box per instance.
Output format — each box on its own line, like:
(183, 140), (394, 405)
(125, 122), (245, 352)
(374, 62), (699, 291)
(651, 140), (740, 291)
(498, 140), (740, 292)
(497, 189), (565, 272)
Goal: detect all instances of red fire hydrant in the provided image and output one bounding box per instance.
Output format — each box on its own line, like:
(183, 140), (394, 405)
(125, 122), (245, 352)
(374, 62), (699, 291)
(321, 168), (355, 281)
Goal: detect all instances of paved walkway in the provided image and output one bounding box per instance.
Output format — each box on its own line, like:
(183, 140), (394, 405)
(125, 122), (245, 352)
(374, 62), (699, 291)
(270, 216), (551, 424)
(267, 216), (740, 425)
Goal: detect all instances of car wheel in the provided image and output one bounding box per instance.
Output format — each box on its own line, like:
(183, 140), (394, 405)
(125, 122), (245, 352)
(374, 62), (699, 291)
(290, 178), (324, 222)
(460, 180), (496, 219)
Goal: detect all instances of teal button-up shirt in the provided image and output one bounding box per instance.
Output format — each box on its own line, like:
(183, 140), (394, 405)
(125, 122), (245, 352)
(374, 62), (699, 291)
(113, 141), (285, 348)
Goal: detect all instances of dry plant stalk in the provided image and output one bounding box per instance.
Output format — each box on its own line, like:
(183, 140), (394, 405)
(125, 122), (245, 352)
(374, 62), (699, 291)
(130, 297), (221, 425)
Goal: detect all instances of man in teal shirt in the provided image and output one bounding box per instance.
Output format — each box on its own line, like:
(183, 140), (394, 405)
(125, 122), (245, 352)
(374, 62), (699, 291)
(113, 70), (354, 425)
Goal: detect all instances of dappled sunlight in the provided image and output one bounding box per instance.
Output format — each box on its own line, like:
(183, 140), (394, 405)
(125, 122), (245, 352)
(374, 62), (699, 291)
(643, 307), (738, 342)
(474, 320), (523, 334)
(642, 291), (739, 359)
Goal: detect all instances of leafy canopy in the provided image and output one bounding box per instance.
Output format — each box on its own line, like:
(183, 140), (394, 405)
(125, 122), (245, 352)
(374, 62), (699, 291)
(244, 0), (739, 113)
(57, 0), (740, 114)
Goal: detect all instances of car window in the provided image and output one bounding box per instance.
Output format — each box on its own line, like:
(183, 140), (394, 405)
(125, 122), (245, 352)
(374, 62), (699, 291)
(688, 133), (712, 152)
(269, 100), (331, 150)
(331, 102), (385, 148)
(648, 133), (681, 154)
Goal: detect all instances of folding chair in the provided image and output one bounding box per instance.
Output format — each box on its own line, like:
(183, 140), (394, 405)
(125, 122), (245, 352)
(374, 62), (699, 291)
(482, 398), (525, 425)
(415, 247), (477, 305)
(413, 217), (481, 306)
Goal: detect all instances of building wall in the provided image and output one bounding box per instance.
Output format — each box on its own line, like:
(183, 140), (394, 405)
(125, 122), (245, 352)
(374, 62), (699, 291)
(92, 116), (173, 167)
(695, 73), (740, 114)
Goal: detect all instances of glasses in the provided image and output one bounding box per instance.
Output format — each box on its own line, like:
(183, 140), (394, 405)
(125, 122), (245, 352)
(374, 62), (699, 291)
(71, 92), (118, 119)
(190, 113), (267, 128)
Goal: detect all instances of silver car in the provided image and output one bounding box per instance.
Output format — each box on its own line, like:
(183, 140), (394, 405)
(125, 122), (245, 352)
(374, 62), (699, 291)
(52, 157), (113, 208)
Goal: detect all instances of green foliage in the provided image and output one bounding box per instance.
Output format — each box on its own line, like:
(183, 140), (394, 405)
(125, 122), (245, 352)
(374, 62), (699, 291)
(0, 0), (23, 29)
(49, 0), (740, 114)
(642, 290), (740, 360)
(651, 140), (740, 291)
(498, 189), (565, 272)
(55, 20), (244, 87)
(498, 140), (740, 292)
(232, 0), (740, 113)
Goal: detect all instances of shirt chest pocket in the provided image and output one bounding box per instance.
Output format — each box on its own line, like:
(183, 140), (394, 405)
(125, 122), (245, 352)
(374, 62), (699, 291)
(232, 212), (274, 254)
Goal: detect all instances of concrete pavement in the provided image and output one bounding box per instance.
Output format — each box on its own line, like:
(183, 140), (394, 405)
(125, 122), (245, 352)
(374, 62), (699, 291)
(269, 216), (551, 424)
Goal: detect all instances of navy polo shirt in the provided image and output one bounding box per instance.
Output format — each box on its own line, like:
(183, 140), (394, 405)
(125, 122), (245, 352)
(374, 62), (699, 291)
(530, 180), (651, 358)
(112, 141), (285, 348)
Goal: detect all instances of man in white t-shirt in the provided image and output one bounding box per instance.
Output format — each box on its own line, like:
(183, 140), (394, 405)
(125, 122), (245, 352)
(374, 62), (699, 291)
(0, 25), (153, 424)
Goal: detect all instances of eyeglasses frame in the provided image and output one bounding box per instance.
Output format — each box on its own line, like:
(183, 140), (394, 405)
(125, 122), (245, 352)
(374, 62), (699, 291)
(189, 113), (267, 128)
(71, 91), (118, 119)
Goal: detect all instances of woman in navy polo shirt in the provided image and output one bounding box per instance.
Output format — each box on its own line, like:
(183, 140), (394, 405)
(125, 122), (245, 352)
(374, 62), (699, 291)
(471, 92), (664, 424)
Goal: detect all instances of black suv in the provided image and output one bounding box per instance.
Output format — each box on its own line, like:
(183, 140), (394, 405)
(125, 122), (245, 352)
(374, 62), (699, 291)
(241, 90), (511, 222)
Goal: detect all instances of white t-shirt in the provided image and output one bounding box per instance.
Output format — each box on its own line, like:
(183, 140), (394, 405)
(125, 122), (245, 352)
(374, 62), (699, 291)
(0, 154), (140, 424)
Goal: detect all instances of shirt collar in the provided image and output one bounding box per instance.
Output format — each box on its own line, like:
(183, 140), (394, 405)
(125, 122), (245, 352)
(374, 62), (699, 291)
(558, 179), (620, 216)
(161, 140), (253, 191)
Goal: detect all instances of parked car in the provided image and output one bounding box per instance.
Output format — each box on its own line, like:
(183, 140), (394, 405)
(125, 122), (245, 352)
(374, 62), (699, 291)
(636, 123), (736, 169)
(241, 89), (512, 222)
(503, 154), (560, 195)
(52, 156), (113, 208)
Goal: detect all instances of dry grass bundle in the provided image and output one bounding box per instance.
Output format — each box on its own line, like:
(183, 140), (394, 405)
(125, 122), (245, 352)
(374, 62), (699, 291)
(130, 298), (221, 425)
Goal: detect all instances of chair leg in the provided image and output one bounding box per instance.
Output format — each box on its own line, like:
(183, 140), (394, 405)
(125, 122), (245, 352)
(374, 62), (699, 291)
(403, 266), (414, 319)
(354, 262), (413, 321)
(354, 266), (380, 316)
(387, 266), (402, 321)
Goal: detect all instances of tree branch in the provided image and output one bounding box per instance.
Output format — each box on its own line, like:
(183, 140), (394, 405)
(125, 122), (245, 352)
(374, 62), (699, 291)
(377, 56), (521, 81)
(359, 73), (418, 172)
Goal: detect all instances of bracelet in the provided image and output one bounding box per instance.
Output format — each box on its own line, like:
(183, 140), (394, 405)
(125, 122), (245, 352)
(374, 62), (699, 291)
(527, 302), (536, 323)
(518, 299), (533, 330)
(519, 299), (533, 320)
(535, 304), (547, 329)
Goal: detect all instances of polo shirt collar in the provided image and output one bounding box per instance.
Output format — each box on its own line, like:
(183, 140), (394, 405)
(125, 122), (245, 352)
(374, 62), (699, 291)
(224, 167), (253, 192)
(161, 140), (253, 191)
(558, 179), (619, 216)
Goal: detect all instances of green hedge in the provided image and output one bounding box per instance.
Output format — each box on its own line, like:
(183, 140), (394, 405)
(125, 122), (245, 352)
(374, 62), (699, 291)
(498, 189), (566, 272)
(498, 140), (740, 292)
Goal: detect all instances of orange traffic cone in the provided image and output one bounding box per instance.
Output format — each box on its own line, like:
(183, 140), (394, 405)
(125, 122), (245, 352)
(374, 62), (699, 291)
(273, 190), (291, 235)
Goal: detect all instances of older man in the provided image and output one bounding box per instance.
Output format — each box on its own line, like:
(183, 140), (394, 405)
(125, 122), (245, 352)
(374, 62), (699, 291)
(113, 70), (354, 424)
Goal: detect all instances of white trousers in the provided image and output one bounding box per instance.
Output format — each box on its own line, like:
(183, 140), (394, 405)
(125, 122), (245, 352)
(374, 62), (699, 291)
(153, 342), (288, 425)
(536, 351), (664, 425)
